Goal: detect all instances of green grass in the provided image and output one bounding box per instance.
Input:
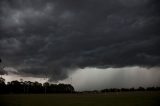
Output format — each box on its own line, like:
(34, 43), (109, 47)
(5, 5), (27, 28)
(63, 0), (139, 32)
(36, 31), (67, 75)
(0, 91), (160, 106)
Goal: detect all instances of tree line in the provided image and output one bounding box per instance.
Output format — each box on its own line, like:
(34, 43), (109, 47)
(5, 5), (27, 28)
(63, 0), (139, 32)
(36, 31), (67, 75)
(100, 86), (160, 93)
(79, 87), (160, 94)
(0, 77), (74, 94)
(78, 87), (160, 94)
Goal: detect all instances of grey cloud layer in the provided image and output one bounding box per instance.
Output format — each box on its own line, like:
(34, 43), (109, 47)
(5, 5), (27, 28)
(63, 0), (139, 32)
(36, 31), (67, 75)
(0, 0), (160, 80)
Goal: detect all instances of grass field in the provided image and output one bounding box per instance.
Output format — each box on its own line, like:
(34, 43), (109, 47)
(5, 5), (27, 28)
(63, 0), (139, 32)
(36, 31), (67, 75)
(0, 91), (160, 106)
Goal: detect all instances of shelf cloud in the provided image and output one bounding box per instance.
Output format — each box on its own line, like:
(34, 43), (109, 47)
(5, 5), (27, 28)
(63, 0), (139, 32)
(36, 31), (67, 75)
(0, 0), (160, 81)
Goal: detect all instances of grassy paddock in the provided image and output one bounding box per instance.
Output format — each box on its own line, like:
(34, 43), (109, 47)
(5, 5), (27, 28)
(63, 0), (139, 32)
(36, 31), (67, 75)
(0, 91), (160, 106)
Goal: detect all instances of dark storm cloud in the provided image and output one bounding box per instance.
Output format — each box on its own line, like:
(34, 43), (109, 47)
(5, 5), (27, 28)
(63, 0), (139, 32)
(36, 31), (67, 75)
(0, 0), (160, 80)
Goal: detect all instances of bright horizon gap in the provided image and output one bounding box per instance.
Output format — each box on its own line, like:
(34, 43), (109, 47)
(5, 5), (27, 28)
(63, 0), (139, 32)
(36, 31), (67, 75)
(3, 66), (160, 91)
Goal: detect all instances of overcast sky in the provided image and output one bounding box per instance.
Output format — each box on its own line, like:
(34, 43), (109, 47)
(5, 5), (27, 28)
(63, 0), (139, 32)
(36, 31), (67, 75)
(0, 0), (160, 91)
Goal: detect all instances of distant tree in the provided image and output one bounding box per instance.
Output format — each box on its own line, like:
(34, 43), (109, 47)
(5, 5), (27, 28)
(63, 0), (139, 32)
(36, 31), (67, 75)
(10, 80), (22, 93)
(137, 87), (145, 91)
(0, 77), (5, 84)
(24, 81), (31, 93)
(66, 84), (74, 93)
(121, 88), (129, 92)
(49, 84), (57, 93)
(0, 77), (6, 94)
(20, 79), (26, 93)
(0, 79), (75, 94)
(43, 82), (49, 94)
(31, 81), (42, 93)
(155, 87), (160, 91)
(146, 87), (155, 91)
(130, 88), (135, 91)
